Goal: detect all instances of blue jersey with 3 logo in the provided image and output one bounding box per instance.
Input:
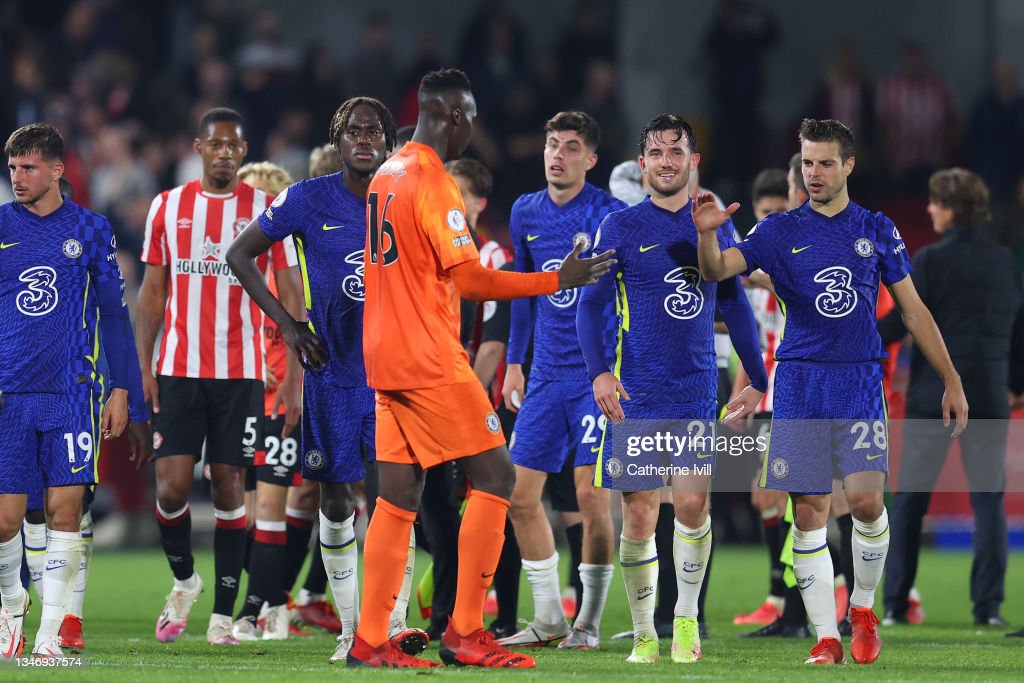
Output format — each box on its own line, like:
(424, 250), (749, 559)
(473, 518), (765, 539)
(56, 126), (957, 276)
(586, 197), (738, 405)
(735, 201), (911, 363)
(258, 172), (368, 387)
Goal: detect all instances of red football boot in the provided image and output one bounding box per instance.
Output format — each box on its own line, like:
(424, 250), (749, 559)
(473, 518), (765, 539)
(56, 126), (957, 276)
(805, 637), (846, 665)
(345, 634), (439, 668)
(849, 607), (882, 663)
(440, 620), (536, 668)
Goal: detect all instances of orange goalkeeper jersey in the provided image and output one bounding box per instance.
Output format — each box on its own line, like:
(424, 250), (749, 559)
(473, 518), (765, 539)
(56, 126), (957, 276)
(363, 142), (481, 390)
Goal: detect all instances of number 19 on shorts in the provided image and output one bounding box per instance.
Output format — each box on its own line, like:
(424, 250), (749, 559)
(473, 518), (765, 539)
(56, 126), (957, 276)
(63, 431), (93, 468)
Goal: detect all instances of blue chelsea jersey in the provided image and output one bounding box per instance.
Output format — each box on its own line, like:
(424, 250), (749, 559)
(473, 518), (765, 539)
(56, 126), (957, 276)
(735, 200), (911, 363)
(258, 173), (368, 386)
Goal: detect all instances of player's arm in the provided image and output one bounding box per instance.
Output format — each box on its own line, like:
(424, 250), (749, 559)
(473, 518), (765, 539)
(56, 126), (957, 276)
(225, 219), (326, 370)
(717, 275), (768, 423)
(692, 192), (747, 281)
(135, 264), (167, 413)
(271, 259), (304, 437)
(474, 272), (512, 388)
(576, 256), (629, 424)
(504, 211), (535, 412)
(888, 275), (968, 436)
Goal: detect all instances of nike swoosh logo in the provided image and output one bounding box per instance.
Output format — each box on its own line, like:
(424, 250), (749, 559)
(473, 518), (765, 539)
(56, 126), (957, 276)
(322, 224), (343, 231)
(481, 572), (494, 579)
(791, 245), (812, 254)
(866, 454), (885, 461)
(591, 446), (601, 453)
(682, 567), (702, 573)
(0, 241), (19, 249)
(71, 464), (90, 473)
(862, 556), (883, 561)
(696, 453), (713, 459)
(526, 234), (540, 241)
(639, 244), (660, 252)
(638, 592), (654, 600)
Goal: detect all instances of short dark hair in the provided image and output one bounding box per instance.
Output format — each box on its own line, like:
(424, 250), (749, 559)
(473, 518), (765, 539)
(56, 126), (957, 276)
(928, 168), (991, 229)
(197, 107), (244, 138)
(798, 118), (856, 161)
(419, 68), (472, 96)
(328, 96), (397, 153)
(445, 158), (493, 198)
(788, 152), (806, 193)
(545, 111), (601, 150)
(752, 168), (788, 203)
(4, 123), (64, 162)
(638, 113), (697, 155)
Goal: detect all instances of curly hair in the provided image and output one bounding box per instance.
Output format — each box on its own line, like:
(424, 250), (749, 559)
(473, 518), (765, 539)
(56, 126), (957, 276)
(237, 161), (293, 195)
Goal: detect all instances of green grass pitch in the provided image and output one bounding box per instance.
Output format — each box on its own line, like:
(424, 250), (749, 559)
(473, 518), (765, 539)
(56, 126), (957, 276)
(6, 547), (1023, 680)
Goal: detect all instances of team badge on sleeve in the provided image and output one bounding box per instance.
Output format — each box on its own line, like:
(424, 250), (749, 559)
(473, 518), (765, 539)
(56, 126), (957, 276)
(271, 187), (288, 208)
(447, 208), (466, 232)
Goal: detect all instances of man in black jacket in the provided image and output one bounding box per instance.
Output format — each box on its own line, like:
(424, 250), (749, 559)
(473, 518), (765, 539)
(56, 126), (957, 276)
(880, 168), (1024, 627)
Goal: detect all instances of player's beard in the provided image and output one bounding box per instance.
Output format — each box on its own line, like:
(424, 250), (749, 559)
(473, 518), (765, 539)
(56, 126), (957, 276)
(15, 184), (52, 208)
(648, 168), (689, 198)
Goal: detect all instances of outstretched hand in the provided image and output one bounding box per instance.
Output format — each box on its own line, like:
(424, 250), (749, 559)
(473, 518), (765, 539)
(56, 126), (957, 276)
(557, 240), (616, 290)
(691, 192), (740, 234)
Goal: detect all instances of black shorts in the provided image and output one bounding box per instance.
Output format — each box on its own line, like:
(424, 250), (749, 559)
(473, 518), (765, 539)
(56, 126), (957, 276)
(545, 450), (579, 513)
(151, 376), (264, 467)
(254, 415), (302, 487)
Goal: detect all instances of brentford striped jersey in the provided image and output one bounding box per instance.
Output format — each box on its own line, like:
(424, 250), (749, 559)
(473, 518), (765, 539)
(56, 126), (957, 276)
(141, 180), (296, 380)
(745, 287), (782, 412)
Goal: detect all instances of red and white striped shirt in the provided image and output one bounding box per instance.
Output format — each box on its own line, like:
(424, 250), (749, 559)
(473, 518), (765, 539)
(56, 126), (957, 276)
(141, 180), (296, 380)
(746, 287), (783, 413)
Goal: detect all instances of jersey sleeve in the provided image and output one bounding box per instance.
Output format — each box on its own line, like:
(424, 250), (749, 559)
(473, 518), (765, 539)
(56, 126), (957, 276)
(258, 183), (303, 243)
(734, 213), (780, 276)
(577, 213), (623, 382)
(140, 193), (167, 265)
(418, 172), (479, 270)
(876, 213), (912, 286)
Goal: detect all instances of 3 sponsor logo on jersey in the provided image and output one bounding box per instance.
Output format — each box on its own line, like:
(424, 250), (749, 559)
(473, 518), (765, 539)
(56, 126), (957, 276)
(62, 238), (83, 258)
(664, 266), (704, 320)
(543, 258), (577, 308)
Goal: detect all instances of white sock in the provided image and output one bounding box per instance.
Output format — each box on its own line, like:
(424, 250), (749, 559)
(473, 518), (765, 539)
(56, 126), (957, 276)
(619, 534), (658, 638)
(792, 526), (838, 641)
(575, 563), (613, 632)
(522, 552), (564, 626)
(850, 508), (889, 609)
(320, 511), (357, 634)
(67, 513), (93, 619)
(673, 516), (712, 618)
(0, 534), (24, 606)
(36, 529), (81, 644)
(23, 522), (47, 601)
(390, 528), (415, 627)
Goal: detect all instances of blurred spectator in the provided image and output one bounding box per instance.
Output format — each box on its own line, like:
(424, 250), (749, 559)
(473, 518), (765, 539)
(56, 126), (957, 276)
(704, 0), (778, 193)
(457, 0), (529, 118)
(571, 59), (627, 190)
(988, 175), (1024, 271)
(10, 50), (48, 127)
(265, 109), (313, 181)
(89, 124), (156, 253)
(875, 42), (958, 193)
(236, 8), (299, 73)
(969, 61), (1024, 202)
(554, 0), (616, 101)
(395, 32), (444, 126)
(298, 45), (344, 137)
(808, 44), (875, 150)
(351, 11), (399, 110)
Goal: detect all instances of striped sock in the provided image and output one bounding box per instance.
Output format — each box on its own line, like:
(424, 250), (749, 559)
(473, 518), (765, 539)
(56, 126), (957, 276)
(620, 534), (658, 638)
(156, 502), (194, 582)
(850, 507), (889, 609)
(673, 516), (712, 618)
(320, 511), (357, 635)
(793, 526), (838, 641)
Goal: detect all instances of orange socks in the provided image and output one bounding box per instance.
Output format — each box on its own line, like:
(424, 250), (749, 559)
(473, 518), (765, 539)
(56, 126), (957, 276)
(355, 497), (416, 647)
(451, 489), (509, 635)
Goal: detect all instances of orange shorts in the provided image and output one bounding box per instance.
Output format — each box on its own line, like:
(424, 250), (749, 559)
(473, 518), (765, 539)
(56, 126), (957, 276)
(375, 380), (506, 469)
